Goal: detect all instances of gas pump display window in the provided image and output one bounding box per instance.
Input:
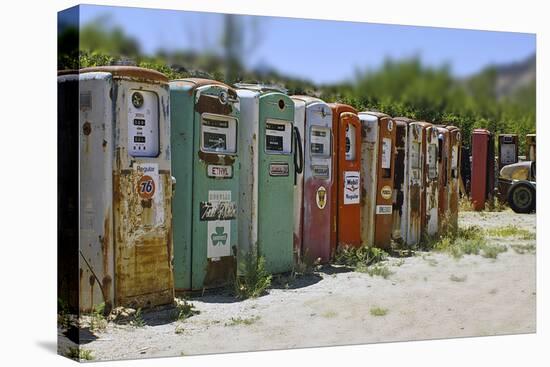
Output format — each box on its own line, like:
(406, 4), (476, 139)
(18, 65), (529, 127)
(265, 119), (292, 154)
(410, 142), (421, 169)
(345, 124), (356, 161)
(428, 144), (438, 179)
(200, 114), (237, 154)
(310, 126), (331, 158)
(451, 146), (459, 178)
(451, 146), (459, 169)
(500, 144), (516, 165)
(128, 89), (160, 157)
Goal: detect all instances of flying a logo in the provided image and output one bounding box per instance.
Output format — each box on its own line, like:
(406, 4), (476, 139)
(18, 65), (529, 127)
(211, 226), (228, 246)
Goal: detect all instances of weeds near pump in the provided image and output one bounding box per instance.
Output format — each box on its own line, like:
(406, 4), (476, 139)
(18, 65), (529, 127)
(511, 243), (536, 254)
(485, 197), (507, 212)
(66, 347), (94, 361)
(365, 264), (394, 279)
(292, 249), (319, 276)
(426, 225), (494, 259)
(225, 316), (260, 326)
(482, 244), (508, 259)
(174, 298), (200, 321)
(335, 245), (392, 278)
(89, 302), (107, 332)
(370, 307), (388, 316)
(450, 274), (467, 282)
(393, 259), (406, 267)
(458, 197), (474, 212)
(131, 308), (146, 328)
(234, 254), (272, 300)
(487, 225), (535, 240)
(57, 298), (73, 329)
(321, 310), (338, 318)
(335, 245), (388, 268)
(422, 255), (438, 267)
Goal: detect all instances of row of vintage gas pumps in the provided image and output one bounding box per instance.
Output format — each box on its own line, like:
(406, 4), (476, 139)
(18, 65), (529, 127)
(58, 66), (461, 313)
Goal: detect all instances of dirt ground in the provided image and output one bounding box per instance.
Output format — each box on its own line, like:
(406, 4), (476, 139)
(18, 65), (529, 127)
(59, 210), (536, 361)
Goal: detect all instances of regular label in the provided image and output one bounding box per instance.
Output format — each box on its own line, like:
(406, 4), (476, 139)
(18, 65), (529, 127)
(343, 171), (360, 205)
(376, 205), (392, 215)
(135, 163), (158, 199)
(207, 220), (231, 258)
(316, 186), (327, 209)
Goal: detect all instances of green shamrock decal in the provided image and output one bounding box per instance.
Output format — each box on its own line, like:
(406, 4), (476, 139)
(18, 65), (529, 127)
(211, 226), (228, 246)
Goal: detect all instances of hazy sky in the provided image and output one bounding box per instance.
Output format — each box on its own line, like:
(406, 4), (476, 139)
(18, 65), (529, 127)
(77, 4), (536, 84)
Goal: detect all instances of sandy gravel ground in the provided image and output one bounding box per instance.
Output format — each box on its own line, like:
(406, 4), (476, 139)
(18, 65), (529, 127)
(58, 210), (536, 361)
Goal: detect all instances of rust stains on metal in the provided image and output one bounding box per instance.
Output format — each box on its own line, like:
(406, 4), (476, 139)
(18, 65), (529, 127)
(80, 66), (169, 84)
(171, 78), (229, 95)
(102, 275), (113, 312)
(113, 168), (174, 309)
(203, 257), (237, 289)
(197, 150), (236, 166)
(83, 121), (91, 135)
(195, 93), (233, 116)
(410, 185), (421, 211)
(100, 208), (111, 308)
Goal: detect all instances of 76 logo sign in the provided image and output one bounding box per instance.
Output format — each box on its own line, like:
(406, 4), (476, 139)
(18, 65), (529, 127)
(137, 175), (156, 199)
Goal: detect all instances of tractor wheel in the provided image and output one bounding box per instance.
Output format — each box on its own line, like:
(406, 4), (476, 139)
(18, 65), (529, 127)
(508, 183), (535, 214)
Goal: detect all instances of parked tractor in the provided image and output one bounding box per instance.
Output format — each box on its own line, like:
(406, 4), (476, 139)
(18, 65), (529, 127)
(497, 161), (536, 213)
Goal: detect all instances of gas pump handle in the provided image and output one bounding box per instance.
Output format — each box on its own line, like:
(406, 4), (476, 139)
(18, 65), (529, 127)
(294, 126), (303, 175)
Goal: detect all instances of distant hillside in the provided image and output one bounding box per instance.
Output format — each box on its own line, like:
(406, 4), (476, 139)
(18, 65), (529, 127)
(492, 54), (535, 99)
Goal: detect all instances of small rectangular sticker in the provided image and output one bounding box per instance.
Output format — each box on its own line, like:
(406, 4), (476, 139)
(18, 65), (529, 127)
(381, 138), (392, 169)
(312, 165), (329, 179)
(80, 91), (92, 110)
(269, 163), (289, 177)
(207, 165), (233, 178)
(376, 205), (392, 215)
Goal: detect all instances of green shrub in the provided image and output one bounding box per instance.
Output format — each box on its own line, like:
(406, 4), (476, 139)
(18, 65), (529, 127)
(66, 347), (94, 361)
(482, 244), (508, 259)
(511, 243), (536, 254)
(174, 298), (200, 321)
(234, 255), (272, 300)
(89, 302), (107, 332)
(431, 226), (490, 259)
(131, 308), (146, 328)
(370, 307), (388, 316)
(487, 225), (536, 240)
(335, 245), (388, 268)
(225, 316), (260, 326)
